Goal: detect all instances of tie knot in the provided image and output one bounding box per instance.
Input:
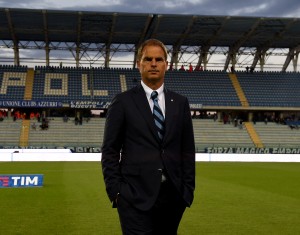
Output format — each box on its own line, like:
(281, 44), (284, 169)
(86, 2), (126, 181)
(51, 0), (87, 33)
(151, 91), (158, 100)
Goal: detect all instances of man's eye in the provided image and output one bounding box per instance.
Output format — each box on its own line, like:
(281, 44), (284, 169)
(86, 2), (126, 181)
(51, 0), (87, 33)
(143, 57), (165, 63)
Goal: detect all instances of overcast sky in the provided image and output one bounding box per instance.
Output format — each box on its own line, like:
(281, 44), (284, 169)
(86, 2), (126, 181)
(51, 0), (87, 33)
(1, 0), (299, 70)
(1, 0), (300, 18)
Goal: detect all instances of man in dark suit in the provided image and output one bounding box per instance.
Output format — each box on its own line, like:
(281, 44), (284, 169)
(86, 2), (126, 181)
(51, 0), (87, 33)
(101, 39), (195, 235)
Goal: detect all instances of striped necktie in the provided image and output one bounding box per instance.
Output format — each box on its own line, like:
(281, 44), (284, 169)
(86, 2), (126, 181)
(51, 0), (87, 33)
(151, 91), (165, 141)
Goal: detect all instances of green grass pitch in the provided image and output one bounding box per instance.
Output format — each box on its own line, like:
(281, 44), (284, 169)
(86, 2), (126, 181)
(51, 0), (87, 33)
(0, 161), (300, 234)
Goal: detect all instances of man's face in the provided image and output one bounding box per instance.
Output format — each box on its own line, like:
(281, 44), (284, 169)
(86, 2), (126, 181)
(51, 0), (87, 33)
(137, 45), (168, 88)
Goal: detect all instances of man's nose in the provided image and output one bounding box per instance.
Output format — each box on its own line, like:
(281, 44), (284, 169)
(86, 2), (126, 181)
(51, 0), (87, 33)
(150, 59), (157, 66)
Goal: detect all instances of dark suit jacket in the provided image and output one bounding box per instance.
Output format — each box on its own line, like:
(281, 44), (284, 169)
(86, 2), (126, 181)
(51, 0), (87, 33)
(101, 84), (195, 211)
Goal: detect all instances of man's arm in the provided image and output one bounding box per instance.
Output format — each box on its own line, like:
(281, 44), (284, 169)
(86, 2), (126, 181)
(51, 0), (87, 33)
(181, 97), (196, 207)
(101, 95), (125, 203)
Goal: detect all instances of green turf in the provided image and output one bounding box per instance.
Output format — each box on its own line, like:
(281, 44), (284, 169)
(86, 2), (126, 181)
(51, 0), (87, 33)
(0, 162), (299, 235)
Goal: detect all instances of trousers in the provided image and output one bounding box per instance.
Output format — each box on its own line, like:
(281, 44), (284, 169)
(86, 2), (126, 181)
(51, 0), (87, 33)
(117, 180), (187, 235)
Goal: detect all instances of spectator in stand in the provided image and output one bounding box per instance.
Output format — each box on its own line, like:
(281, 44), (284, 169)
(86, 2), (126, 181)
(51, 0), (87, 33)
(30, 112), (35, 120)
(231, 65), (235, 73)
(189, 63), (193, 72)
(0, 110), (7, 119)
(0, 111), (3, 121)
(223, 114), (228, 124)
(179, 64), (185, 71)
(63, 115), (69, 122)
(213, 113), (217, 122)
(36, 112), (41, 122)
(75, 116), (79, 125)
(14, 111), (21, 120)
(13, 112), (17, 121)
(239, 120), (243, 129)
(194, 65), (203, 71)
(234, 116), (238, 127)
(246, 66), (249, 73)
(40, 118), (49, 130)
(192, 111), (197, 119)
(31, 122), (37, 130)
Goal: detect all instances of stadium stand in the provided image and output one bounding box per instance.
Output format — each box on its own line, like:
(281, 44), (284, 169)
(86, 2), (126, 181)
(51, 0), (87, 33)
(165, 70), (241, 106)
(193, 119), (255, 151)
(1, 116), (300, 153)
(2, 66), (300, 152)
(254, 121), (300, 148)
(33, 66), (93, 101)
(27, 117), (105, 150)
(3, 66), (300, 108)
(3, 66), (241, 106)
(0, 118), (22, 146)
(237, 71), (300, 107)
(0, 65), (27, 101)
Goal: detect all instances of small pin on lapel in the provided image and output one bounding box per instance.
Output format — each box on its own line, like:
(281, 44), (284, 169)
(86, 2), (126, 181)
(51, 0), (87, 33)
(171, 99), (174, 102)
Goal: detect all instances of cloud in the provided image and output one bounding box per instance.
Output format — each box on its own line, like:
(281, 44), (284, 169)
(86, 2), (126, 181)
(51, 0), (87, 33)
(0, 0), (121, 10)
(1, 0), (300, 17)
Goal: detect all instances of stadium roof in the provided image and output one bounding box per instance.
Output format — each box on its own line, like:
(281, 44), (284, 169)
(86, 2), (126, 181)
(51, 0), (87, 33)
(1, 8), (300, 70)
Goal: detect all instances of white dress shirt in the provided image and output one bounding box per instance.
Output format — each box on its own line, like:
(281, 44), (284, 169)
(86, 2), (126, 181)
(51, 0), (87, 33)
(141, 81), (165, 118)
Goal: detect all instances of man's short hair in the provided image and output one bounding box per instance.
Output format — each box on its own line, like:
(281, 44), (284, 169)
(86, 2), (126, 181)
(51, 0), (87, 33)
(137, 39), (168, 61)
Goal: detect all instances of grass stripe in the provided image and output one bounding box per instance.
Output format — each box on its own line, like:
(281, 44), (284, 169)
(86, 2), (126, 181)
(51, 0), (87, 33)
(0, 162), (299, 235)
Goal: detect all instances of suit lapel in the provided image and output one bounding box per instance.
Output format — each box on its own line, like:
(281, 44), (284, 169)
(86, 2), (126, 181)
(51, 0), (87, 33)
(131, 85), (161, 142)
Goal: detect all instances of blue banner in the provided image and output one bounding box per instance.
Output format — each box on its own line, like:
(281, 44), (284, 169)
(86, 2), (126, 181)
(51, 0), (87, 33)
(0, 174), (44, 188)
(0, 100), (63, 108)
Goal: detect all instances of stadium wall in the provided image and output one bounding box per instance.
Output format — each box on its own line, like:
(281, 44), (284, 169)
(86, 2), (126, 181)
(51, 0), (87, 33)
(0, 149), (300, 162)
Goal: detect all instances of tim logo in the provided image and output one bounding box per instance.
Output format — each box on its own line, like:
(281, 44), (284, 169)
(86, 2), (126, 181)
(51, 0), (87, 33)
(0, 176), (9, 187)
(0, 174), (43, 188)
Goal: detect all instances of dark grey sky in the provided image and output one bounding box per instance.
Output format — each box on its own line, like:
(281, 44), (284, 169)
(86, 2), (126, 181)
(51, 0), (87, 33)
(0, 0), (298, 70)
(0, 0), (300, 18)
